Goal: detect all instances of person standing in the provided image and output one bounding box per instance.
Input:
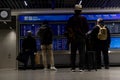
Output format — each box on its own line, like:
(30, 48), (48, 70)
(91, 18), (111, 69)
(37, 21), (57, 71)
(22, 31), (37, 70)
(66, 4), (89, 72)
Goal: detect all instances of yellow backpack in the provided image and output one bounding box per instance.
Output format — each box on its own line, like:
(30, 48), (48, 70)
(97, 25), (107, 40)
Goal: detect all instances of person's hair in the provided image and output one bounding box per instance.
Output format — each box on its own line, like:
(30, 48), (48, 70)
(42, 20), (48, 25)
(74, 10), (81, 15)
(27, 31), (32, 36)
(97, 18), (104, 26)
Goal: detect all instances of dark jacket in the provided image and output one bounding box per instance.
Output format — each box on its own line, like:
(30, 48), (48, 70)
(66, 15), (89, 41)
(22, 36), (37, 52)
(37, 24), (53, 45)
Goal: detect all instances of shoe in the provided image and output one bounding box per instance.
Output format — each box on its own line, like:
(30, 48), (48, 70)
(23, 67), (26, 70)
(50, 67), (57, 71)
(79, 69), (83, 72)
(97, 66), (102, 69)
(32, 68), (36, 70)
(71, 69), (75, 72)
(105, 66), (109, 69)
(23, 68), (26, 70)
(44, 68), (48, 71)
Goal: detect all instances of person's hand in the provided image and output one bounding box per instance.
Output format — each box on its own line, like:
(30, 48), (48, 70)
(69, 33), (75, 40)
(25, 49), (29, 51)
(108, 44), (110, 48)
(34, 52), (37, 55)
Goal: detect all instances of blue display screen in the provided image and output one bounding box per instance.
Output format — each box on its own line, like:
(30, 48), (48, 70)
(53, 38), (68, 50)
(20, 24), (40, 36)
(50, 24), (65, 36)
(88, 23), (95, 30)
(19, 13), (120, 22)
(20, 38), (68, 50)
(19, 14), (72, 22)
(20, 24), (66, 36)
(110, 37), (120, 49)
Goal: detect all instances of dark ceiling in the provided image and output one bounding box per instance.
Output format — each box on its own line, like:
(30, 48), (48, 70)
(0, 0), (120, 29)
(0, 0), (120, 10)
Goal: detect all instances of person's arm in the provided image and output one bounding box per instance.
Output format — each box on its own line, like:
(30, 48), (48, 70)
(66, 17), (75, 39)
(37, 28), (40, 37)
(22, 38), (26, 52)
(37, 28), (43, 39)
(91, 26), (99, 41)
(33, 38), (37, 52)
(106, 27), (111, 47)
(81, 16), (89, 34)
(48, 27), (53, 41)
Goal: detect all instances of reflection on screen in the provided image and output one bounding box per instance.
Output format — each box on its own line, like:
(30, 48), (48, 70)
(89, 23), (95, 30)
(20, 24), (40, 36)
(110, 37), (120, 49)
(106, 23), (120, 34)
(20, 24), (66, 36)
(20, 38), (68, 51)
(50, 24), (65, 36)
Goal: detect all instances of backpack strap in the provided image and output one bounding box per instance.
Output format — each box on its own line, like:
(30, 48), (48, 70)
(97, 25), (106, 28)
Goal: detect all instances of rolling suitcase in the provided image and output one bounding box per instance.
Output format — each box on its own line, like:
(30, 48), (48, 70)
(85, 31), (97, 71)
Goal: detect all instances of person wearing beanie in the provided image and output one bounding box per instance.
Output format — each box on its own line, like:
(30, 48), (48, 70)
(22, 31), (37, 70)
(66, 4), (89, 72)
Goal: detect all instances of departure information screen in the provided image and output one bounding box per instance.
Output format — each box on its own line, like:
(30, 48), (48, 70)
(20, 24), (66, 36)
(110, 37), (120, 49)
(19, 13), (120, 50)
(20, 38), (68, 50)
(20, 24), (40, 36)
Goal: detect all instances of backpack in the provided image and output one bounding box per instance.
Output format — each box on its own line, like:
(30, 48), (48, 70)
(97, 25), (107, 40)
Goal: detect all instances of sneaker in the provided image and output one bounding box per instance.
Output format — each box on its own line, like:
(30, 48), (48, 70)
(50, 66), (57, 71)
(44, 68), (47, 71)
(71, 69), (75, 72)
(105, 66), (109, 69)
(79, 69), (83, 72)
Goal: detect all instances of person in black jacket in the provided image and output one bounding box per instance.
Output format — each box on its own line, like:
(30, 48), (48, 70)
(91, 18), (111, 69)
(22, 31), (37, 70)
(66, 4), (89, 72)
(37, 21), (57, 71)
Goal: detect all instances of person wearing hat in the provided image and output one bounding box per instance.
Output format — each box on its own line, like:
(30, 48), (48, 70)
(22, 31), (37, 70)
(66, 4), (89, 72)
(90, 18), (111, 69)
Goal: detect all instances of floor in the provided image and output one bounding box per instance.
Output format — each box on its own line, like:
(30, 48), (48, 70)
(0, 67), (120, 80)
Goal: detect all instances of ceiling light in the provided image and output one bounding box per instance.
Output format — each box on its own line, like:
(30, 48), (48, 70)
(32, 24), (34, 26)
(79, 0), (82, 5)
(9, 26), (13, 30)
(3, 21), (7, 24)
(24, 0), (28, 6)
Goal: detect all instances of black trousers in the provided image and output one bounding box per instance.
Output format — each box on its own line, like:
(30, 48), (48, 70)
(70, 38), (86, 70)
(95, 43), (109, 68)
(24, 50), (35, 69)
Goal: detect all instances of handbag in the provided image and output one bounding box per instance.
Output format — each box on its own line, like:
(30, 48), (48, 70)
(35, 53), (40, 65)
(16, 51), (26, 63)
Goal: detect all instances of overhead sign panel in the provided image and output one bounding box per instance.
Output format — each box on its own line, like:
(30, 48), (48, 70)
(19, 13), (120, 22)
